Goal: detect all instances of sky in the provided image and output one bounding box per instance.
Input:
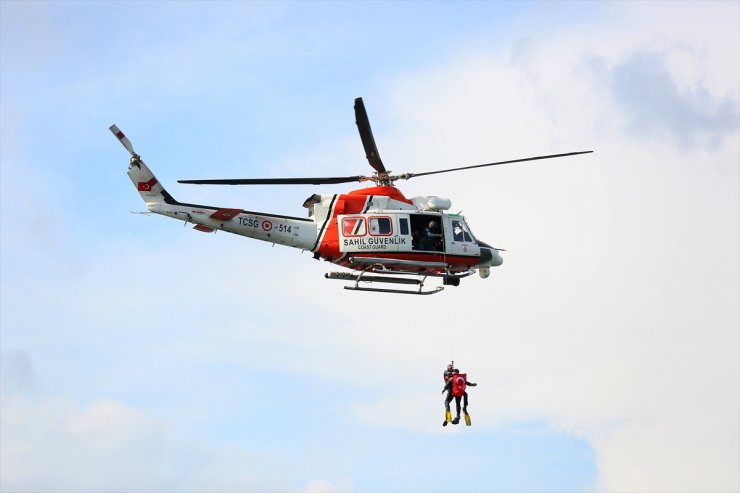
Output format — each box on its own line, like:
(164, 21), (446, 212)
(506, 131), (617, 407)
(1, 1), (738, 492)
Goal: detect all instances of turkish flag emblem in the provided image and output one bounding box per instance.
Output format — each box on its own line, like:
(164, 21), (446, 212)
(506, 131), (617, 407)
(137, 178), (157, 191)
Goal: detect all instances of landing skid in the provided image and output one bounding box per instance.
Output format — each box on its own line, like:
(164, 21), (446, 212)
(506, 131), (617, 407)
(325, 272), (444, 295)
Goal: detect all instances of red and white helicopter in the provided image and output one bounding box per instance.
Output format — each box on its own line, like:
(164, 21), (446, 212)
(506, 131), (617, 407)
(111, 98), (591, 295)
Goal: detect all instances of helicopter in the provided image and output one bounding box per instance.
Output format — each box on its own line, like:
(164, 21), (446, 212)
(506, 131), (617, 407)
(110, 98), (591, 295)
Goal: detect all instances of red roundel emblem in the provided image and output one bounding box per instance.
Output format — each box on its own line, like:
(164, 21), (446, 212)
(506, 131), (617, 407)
(262, 220), (273, 231)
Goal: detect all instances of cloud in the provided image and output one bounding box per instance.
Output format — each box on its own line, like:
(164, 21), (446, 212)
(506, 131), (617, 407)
(352, 392), (442, 433)
(0, 350), (39, 396)
(589, 50), (739, 148)
(296, 478), (354, 493)
(0, 394), (293, 492)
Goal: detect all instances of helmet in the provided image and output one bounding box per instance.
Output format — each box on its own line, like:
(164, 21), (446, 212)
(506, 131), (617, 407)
(429, 221), (438, 228)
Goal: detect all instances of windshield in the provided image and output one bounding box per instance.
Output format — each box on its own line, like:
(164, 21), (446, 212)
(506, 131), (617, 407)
(451, 216), (477, 243)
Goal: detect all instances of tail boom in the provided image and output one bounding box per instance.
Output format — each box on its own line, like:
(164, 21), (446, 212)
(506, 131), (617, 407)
(148, 201), (317, 249)
(112, 124), (318, 251)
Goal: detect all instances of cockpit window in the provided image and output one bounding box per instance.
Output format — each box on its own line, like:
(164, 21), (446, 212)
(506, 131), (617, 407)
(452, 220), (473, 242)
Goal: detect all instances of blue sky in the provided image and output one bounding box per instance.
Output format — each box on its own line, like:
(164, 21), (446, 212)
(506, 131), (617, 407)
(1, 1), (738, 492)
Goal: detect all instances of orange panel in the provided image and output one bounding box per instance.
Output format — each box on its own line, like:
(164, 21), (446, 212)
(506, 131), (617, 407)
(210, 208), (243, 220)
(193, 224), (216, 233)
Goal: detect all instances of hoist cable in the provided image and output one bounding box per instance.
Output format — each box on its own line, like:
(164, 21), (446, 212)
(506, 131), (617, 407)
(445, 286), (454, 362)
(442, 250), (454, 363)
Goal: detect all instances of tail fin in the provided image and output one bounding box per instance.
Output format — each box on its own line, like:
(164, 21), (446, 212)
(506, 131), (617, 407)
(126, 155), (177, 206)
(110, 125), (177, 206)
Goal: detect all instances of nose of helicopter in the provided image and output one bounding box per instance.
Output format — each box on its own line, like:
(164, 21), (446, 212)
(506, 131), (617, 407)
(477, 241), (503, 267)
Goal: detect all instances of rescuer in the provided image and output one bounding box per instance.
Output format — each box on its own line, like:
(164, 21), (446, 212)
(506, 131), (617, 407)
(442, 368), (477, 426)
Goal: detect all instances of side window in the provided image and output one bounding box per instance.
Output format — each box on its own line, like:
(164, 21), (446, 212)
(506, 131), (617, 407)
(368, 216), (392, 235)
(342, 217), (366, 236)
(399, 218), (409, 236)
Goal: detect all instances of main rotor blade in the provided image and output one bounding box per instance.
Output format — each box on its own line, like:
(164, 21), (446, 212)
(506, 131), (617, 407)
(354, 97), (386, 174)
(178, 176), (366, 185)
(405, 151), (593, 179)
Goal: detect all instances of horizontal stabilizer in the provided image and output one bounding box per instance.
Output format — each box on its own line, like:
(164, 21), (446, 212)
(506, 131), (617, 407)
(193, 224), (216, 233)
(210, 208), (244, 220)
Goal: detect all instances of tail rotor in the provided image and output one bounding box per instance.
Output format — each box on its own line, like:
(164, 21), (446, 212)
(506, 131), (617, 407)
(109, 124), (139, 159)
(110, 124), (174, 206)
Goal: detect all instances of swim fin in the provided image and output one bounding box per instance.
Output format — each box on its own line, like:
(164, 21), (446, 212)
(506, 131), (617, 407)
(464, 411), (471, 426)
(445, 410), (452, 423)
